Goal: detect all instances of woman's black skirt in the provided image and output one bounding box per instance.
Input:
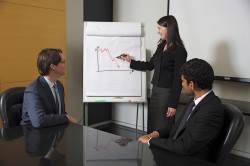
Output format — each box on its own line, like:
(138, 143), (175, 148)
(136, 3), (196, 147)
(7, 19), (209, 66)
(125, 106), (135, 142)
(147, 86), (175, 134)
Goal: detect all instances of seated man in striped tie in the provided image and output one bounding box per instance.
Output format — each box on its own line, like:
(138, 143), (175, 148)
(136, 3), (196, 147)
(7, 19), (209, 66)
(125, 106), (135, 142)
(138, 58), (224, 160)
(21, 48), (76, 128)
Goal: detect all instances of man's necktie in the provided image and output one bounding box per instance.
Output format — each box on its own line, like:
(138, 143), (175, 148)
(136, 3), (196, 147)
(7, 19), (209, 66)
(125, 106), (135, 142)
(172, 101), (195, 140)
(53, 84), (61, 115)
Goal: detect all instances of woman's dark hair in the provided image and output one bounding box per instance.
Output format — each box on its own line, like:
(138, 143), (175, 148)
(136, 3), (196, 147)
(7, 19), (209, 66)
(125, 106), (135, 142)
(157, 15), (184, 50)
(180, 58), (214, 90)
(37, 48), (62, 76)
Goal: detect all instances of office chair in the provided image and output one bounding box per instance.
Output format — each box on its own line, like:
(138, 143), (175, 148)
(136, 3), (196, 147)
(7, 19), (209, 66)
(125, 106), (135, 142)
(210, 103), (245, 166)
(0, 87), (25, 128)
(0, 126), (23, 140)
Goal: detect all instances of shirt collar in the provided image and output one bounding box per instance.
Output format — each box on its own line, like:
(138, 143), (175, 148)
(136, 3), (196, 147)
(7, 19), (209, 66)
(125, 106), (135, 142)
(193, 90), (212, 106)
(43, 76), (56, 88)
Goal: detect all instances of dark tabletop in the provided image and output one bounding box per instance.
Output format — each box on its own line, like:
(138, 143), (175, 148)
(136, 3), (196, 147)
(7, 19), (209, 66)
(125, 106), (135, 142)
(0, 123), (214, 166)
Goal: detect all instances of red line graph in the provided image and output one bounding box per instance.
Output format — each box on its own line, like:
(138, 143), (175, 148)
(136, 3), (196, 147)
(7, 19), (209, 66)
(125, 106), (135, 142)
(95, 46), (120, 69)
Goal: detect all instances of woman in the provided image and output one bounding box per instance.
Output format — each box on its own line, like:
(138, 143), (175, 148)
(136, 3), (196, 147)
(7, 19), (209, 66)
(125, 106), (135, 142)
(119, 15), (187, 133)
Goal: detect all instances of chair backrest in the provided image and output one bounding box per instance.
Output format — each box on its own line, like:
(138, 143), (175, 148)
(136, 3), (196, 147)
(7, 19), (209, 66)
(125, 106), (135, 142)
(0, 126), (23, 140)
(210, 103), (245, 165)
(0, 87), (25, 128)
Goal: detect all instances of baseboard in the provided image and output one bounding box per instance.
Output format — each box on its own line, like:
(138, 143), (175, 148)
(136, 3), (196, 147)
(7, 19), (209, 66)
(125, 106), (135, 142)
(88, 120), (112, 128)
(112, 120), (147, 132)
(231, 149), (250, 159)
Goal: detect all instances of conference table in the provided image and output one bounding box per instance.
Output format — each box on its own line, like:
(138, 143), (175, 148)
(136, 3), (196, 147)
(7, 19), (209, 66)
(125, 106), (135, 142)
(0, 123), (214, 166)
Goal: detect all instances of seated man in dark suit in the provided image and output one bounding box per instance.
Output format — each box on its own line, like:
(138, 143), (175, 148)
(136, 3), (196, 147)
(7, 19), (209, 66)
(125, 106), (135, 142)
(138, 58), (224, 160)
(21, 48), (76, 128)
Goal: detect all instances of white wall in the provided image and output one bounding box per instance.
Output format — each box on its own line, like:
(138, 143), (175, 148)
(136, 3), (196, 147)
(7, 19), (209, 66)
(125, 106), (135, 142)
(170, 0), (250, 79)
(113, 0), (250, 158)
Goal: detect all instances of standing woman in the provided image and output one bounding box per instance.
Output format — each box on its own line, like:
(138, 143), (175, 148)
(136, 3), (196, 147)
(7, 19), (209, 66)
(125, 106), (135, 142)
(119, 15), (187, 133)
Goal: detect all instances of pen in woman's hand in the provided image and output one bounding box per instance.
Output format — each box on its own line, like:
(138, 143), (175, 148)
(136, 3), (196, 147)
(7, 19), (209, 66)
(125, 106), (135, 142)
(116, 54), (127, 58)
(116, 54), (131, 63)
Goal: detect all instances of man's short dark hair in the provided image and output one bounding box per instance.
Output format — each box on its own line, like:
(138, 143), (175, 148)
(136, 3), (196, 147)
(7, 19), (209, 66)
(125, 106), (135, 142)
(180, 58), (214, 90)
(37, 48), (62, 76)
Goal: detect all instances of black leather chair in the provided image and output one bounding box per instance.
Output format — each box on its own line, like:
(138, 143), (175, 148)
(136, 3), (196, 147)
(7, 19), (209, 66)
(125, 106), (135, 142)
(210, 103), (245, 165)
(0, 87), (25, 128)
(0, 126), (23, 140)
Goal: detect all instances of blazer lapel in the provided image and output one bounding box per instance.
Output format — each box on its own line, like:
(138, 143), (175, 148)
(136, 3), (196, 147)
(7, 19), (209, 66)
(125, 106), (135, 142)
(187, 91), (215, 120)
(38, 76), (58, 113)
(170, 98), (193, 136)
(171, 91), (215, 138)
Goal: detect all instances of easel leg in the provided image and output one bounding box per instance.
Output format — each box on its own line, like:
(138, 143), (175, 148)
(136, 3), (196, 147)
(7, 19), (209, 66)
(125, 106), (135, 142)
(142, 103), (145, 133)
(84, 103), (88, 126)
(136, 103), (139, 137)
